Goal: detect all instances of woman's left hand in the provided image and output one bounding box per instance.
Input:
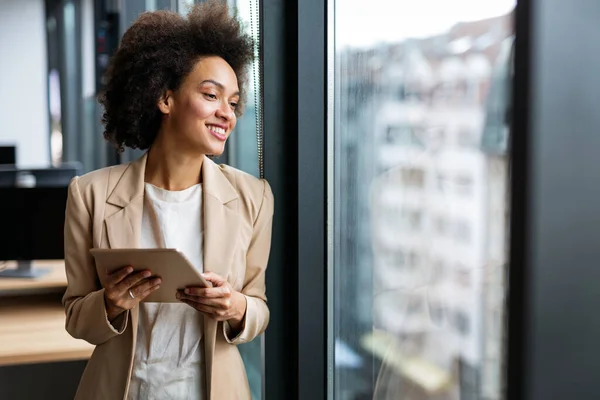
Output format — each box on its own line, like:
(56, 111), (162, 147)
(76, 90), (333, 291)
(176, 272), (247, 330)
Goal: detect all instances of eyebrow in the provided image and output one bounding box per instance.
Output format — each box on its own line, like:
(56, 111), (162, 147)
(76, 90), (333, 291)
(200, 79), (240, 97)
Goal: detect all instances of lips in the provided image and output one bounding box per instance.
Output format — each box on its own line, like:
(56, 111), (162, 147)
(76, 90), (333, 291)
(206, 124), (227, 141)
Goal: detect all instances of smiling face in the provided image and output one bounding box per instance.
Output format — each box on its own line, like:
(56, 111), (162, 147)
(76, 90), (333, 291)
(157, 56), (240, 156)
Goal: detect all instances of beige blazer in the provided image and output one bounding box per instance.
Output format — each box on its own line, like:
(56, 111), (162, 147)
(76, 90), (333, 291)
(62, 153), (273, 400)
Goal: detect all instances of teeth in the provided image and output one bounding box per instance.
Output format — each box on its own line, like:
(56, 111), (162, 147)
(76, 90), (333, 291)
(207, 125), (226, 135)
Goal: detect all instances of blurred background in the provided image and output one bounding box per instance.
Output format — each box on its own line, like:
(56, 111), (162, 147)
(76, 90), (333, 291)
(0, 0), (263, 398)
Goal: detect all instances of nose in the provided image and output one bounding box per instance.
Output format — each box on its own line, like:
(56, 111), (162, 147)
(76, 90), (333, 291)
(215, 100), (234, 121)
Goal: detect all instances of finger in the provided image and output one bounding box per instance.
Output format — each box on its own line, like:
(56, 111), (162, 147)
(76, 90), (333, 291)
(181, 287), (209, 297)
(180, 295), (230, 310)
(131, 277), (162, 297)
(179, 299), (203, 312)
(106, 265), (134, 288)
(176, 291), (231, 310)
(135, 280), (162, 301)
(184, 286), (230, 298)
(205, 297), (231, 309)
(201, 272), (227, 287)
(180, 300), (226, 319)
(176, 291), (202, 303)
(117, 270), (153, 294)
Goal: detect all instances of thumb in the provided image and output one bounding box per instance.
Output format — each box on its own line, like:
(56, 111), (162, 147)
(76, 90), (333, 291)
(202, 271), (227, 286)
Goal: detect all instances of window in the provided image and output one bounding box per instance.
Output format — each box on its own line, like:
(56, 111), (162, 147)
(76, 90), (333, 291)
(456, 174), (474, 196)
(437, 173), (474, 197)
(454, 311), (471, 336)
(454, 220), (472, 243)
(455, 267), (472, 288)
(401, 168), (426, 188)
(436, 216), (448, 235)
(385, 125), (426, 148)
(330, 1), (514, 399)
(431, 260), (446, 284)
(384, 249), (405, 267)
(408, 210), (423, 230)
(430, 303), (446, 325)
(457, 128), (476, 148)
(381, 207), (423, 231)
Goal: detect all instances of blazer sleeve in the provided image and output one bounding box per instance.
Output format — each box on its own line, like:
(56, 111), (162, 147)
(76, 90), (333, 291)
(62, 177), (128, 346)
(224, 179), (274, 344)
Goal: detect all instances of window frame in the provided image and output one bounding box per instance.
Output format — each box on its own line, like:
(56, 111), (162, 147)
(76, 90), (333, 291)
(261, 0), (328, 398)
(507, 0), (600, 398)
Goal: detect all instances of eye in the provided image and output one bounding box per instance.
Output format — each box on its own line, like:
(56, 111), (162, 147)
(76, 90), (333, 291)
(204, 93), (217, 100)
(230, 102), (238, 109)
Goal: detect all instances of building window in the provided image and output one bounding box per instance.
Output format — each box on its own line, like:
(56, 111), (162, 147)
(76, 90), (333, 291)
(454, 311), (471, 336)
(400, 167), (426, 188)
(454, 220), (472, 243)
(385, 125), (426, 148)
(457, 128), (476, 148)
(456, 174), (474, 196)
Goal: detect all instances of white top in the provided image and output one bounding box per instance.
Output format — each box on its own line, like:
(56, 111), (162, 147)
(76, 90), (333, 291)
(127, 183), (206, 400)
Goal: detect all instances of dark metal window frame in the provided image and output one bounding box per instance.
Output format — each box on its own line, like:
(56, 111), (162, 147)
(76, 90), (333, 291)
(262, 0), (327, 398)
(507, 0), (600, 399)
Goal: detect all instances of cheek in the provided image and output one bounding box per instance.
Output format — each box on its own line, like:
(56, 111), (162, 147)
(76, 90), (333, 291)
(187, 97), (215, 119)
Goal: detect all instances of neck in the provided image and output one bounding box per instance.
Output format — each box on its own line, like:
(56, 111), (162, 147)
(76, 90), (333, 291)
(145, 139), (204, 191)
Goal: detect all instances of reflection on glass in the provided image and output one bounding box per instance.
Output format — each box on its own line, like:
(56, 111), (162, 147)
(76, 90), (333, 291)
(227, 1), (262, 400)
(331, 1), (514, 399)
(227, 0), (260, 178)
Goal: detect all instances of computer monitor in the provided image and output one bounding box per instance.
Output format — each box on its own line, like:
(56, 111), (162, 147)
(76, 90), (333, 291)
(0, 146), (16, 165)
(0, 186), (69, 278)
(0, 162), (81, 188)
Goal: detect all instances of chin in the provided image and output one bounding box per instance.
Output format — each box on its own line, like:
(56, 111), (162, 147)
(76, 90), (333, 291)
(207, 144), (226, 157)
(190, 140), (225, 157)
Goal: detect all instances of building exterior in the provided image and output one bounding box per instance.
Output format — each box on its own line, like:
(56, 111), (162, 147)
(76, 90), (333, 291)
(335, 12), (513, 399)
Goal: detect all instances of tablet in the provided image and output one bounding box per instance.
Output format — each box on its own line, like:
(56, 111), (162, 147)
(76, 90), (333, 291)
(90, 248), (211, 303)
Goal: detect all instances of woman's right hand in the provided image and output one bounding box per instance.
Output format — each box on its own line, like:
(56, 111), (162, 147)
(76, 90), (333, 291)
(104, 266), (162, 321)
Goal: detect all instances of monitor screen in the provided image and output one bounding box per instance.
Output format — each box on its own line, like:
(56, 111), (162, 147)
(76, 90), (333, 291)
(0, 146), (16, 165)
(0, 187), (68, 261)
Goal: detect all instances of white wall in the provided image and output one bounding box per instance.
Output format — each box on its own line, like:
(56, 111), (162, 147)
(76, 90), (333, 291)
(0, 0), (49, 167)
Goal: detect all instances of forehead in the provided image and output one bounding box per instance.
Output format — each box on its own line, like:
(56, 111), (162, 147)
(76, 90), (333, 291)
(186, 56), (239, 93)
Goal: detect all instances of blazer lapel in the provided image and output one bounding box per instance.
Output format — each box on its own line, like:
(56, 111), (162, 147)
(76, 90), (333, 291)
(201, 156), (241, 397)
(202, 156), (240, 278)
(104, 153), (147, 250)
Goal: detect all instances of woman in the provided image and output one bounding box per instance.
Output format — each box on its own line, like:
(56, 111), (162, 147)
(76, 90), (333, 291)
(62, 2), (273, 399)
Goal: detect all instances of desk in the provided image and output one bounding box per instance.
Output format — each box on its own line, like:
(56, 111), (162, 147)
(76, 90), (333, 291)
(0, 261), (94, 367)
(0, 260), (67, 293)
(0, 296), (94, 366)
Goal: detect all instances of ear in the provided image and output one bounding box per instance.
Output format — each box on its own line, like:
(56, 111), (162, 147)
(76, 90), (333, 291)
(157, 90), (174, 115)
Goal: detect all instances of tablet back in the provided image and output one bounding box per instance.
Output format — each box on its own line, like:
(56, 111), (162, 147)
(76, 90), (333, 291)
(90, 248), (211, 303)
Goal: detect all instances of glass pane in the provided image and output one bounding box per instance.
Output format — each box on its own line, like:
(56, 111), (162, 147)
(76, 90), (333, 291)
(331, 1), (515, 399)
(225, 0), (263, 399)
(226, 0), (260, 178)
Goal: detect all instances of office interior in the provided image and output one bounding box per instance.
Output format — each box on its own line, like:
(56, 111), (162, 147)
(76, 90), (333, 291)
(0, 0), (598, 399)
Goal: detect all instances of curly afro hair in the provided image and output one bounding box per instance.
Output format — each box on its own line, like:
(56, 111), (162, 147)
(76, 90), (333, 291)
(98, 0), (254, 152)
